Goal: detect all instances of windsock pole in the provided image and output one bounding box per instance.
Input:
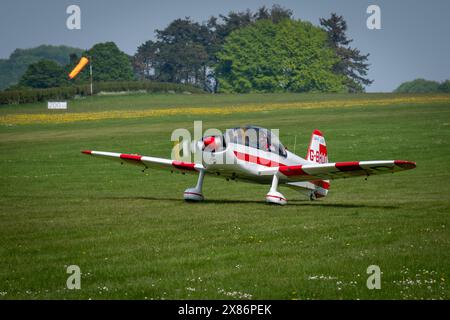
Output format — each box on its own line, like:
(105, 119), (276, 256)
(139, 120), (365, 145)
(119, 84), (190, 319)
(89, 57), (93, 95)
(68, 56), (92, 95)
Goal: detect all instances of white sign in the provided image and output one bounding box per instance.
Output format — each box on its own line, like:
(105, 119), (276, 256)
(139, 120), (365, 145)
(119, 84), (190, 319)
(48, 101), (67, 110)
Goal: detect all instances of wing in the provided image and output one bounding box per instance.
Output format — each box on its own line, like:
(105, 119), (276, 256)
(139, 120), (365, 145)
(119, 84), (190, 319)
(81, 150), (204, 173)
(258, 160), (416, 181)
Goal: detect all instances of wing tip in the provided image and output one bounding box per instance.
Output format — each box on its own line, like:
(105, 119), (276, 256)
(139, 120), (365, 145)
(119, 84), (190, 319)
(81, 150), (92, 155)
(394, 160), (416, 169)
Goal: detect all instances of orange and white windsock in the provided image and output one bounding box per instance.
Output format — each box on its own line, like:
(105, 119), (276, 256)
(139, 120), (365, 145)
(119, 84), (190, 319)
(68, 57), (89, 79)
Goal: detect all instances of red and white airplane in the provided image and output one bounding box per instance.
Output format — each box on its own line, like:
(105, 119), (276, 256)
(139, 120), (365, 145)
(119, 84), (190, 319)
(82, 126), (416, 205)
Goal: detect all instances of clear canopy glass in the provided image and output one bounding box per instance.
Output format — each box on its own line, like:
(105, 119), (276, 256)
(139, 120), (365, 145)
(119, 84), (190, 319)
(225, 126), (287, 156)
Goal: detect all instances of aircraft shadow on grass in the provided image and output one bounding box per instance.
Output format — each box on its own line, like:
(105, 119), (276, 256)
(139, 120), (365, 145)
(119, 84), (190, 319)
(98, 196), (399, 210)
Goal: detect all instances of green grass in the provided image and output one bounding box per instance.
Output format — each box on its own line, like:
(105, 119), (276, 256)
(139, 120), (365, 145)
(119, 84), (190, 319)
(0, 93), (449, 300)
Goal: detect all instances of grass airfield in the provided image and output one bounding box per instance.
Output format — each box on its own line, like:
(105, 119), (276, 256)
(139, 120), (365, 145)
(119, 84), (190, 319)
(0, 93), (449, 299)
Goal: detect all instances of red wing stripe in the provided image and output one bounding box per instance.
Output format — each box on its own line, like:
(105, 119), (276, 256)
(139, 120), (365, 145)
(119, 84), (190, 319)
(81, 150), (92, 155)
(120, 153), (142, 161)
(172, 161), (196, 171)
(279, 165), (308, 177)
(234, 151), (281, 167)
(335, 161), (362, 171)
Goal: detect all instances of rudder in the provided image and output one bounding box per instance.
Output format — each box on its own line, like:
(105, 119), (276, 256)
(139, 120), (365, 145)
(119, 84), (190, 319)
(306, 129), (328, 164)
(306, 129), (329, 199)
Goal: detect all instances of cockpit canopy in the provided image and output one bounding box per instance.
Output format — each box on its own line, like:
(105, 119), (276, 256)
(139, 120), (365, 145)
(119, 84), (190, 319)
(225, 126), (287, 157)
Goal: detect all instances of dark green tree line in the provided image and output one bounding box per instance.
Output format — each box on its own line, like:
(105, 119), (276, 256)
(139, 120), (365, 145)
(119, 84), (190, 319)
(12, 6), (377, 94)
(394, 78), (450, 93)
(0, 45), (83, 90)
(17, 42), (134, 89)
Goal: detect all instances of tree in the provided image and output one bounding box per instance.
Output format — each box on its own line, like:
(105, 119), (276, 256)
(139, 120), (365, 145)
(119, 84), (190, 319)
(265, 4), (293, 23)
(133, 19), (211, 88)
(133, 40), (159, 80)
(438, 80), (450, 93)
(216, 19), (345, 93)
(320, 13), (373, 92)
(133, 5), (296, 92)
(69, 42), (134, 82)
(206, 5), (293, 91)
(394, 78), (441, 93)
(88, 42), (134, 81)
(208, 4), (293, 44)
(206, 12), (254, 91)
(18, 59), (67, 88)
(156, 19), (211, 85)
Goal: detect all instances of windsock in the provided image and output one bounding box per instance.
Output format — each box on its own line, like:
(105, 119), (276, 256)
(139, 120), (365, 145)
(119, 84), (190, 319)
(68, 57), (89, 79)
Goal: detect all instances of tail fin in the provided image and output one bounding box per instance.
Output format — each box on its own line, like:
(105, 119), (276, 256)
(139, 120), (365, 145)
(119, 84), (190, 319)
(306, 129), (329, 199)
(306, 129), (328, 164)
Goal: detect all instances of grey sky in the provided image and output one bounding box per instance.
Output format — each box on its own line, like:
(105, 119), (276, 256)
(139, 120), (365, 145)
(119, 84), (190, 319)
(1, 0), (449, 92)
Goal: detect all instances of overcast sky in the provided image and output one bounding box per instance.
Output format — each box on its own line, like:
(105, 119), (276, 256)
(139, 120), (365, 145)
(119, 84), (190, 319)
(1, 0), (449, 92)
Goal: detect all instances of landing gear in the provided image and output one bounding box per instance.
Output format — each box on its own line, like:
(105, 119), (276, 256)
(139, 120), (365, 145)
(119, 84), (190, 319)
(184, 170), (205, 202)
(266, 174), (287, 205)
(309, 191), (316, 201)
